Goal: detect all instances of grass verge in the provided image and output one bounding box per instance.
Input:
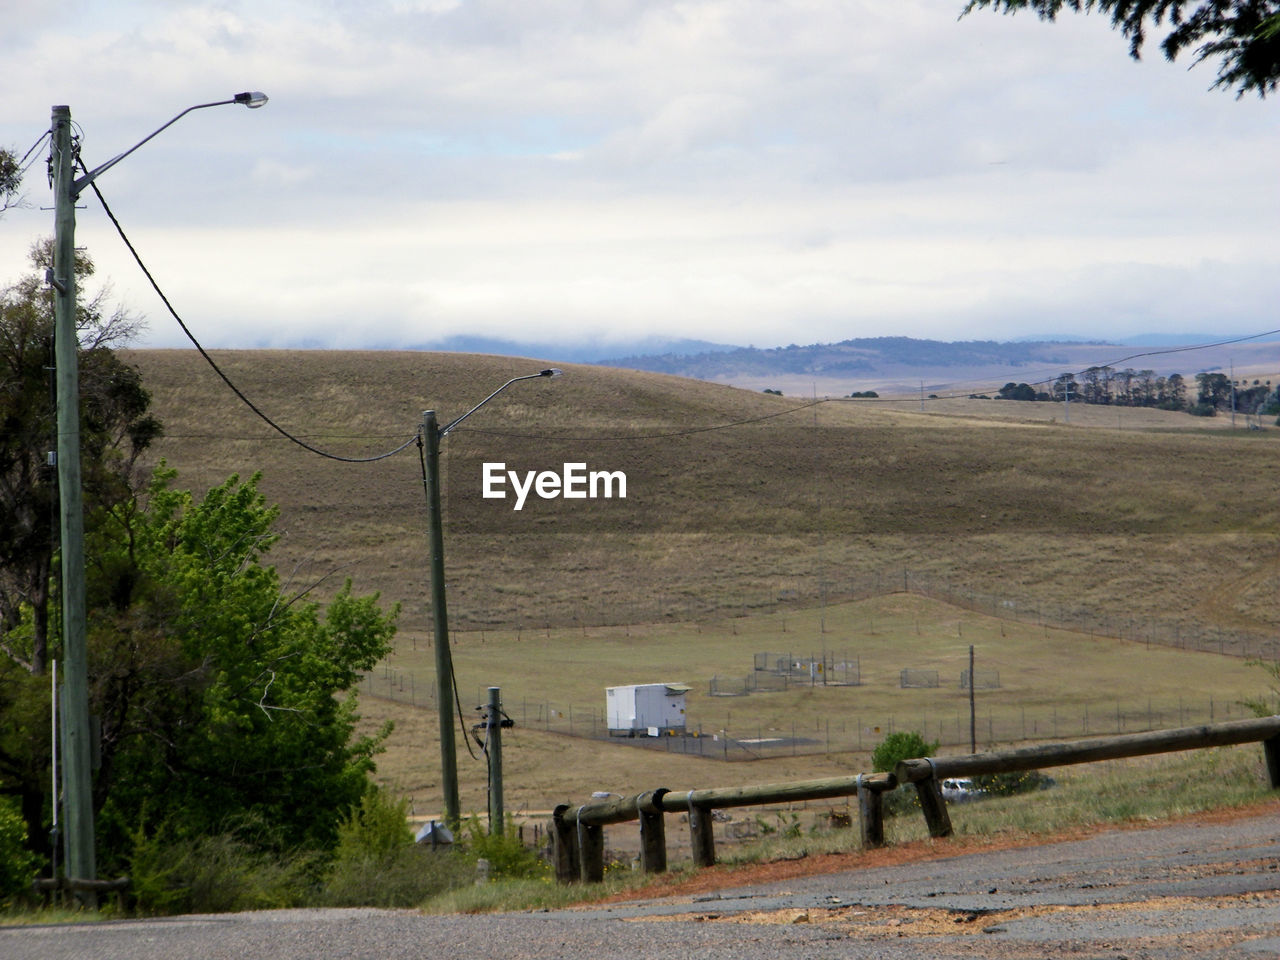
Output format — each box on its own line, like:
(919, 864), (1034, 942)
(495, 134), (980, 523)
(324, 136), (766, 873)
(425, 744), (1278, 913)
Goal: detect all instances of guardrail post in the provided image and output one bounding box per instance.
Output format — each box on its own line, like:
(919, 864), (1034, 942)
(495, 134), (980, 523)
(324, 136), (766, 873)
(857, 775), (886, 848)
(913, 773), (953, 838)
(637, 788), (669, 874)
(1265, 733), (1280, 788)
(578, 815), (605, 883)
(688, 796), (716, 867)
(551, 804), (578, 885)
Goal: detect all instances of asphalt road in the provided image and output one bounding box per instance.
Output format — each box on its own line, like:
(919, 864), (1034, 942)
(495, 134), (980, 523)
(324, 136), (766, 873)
(6, 810), (1280, 959)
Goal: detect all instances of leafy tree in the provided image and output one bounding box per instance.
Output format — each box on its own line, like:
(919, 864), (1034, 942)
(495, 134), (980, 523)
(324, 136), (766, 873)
(1052, 372), (1078, 401)
(84, 468), (398, 865)
(0, 148), (21, 216)
(961, 1), (1280, 98)
(997, 381), (1038, 401)
(0, 242), (157, 676)
(1195, 371), (1233, 408)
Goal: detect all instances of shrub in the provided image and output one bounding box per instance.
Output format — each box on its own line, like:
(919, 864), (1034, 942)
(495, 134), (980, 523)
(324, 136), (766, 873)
(320, 790), (473, 907)
(871, 730), (938, 774)
(872, 730), (939, 819)
(464, 817), (548, 881)
(0, 793), (40, 905)
(973, 770), (1055, 796)
(125, 820), (315, 915)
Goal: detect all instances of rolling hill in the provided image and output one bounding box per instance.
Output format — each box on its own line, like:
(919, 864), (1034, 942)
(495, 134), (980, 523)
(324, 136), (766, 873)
(123, 348), (1280, 647)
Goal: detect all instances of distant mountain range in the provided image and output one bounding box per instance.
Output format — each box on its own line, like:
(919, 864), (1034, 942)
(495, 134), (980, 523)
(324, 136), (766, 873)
(409, 332), (1279, 392)
(410, 334), (738, 365)
(594, 337), (1104, 379)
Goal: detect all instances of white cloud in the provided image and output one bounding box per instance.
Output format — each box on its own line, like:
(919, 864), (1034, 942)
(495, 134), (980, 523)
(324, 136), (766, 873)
(2, 0), (1277, 353)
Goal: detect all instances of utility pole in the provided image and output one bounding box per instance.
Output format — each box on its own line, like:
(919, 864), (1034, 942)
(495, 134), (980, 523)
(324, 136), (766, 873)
(487, 686), (504, 835)
(47, 94), (266, 896)
(420, 369), (560, 831)
(422, 410), (461, 828)
(51, 104), (97, 891)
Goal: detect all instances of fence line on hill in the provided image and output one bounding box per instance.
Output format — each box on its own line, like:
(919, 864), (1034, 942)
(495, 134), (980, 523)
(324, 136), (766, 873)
(435, 567), (1280, 663)
(359, 665), (1245, 761)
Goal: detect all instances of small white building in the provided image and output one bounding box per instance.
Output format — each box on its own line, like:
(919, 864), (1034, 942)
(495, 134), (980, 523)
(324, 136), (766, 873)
(606, 683), (689, 736)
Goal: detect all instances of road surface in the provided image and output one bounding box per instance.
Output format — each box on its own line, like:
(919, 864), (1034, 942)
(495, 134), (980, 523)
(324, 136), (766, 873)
(5, 809), (1279, 959)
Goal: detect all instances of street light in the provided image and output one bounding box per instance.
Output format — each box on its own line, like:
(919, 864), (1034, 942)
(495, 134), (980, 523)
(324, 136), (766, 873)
(49, 93), (267, 891)
(423, 368), (561, 827)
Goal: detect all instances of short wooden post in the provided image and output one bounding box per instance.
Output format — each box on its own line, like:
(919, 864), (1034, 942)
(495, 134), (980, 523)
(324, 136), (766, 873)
(857, 776), (886, 848)
(551, 804), (578, 884)
(688, 798), (716, 867)
(1264, 734), (1280, 788)
(637, 788), (669, 874)
(914, 775), (953, 838)
(578, 819), (605, 883)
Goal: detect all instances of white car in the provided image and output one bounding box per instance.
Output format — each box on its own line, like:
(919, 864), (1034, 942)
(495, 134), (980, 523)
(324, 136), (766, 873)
(941, 777), (982, 803)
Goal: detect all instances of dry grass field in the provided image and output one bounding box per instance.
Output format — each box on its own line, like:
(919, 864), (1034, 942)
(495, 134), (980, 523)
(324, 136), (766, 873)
(122, 348), (1280, 821)
(356, 591), (1267, 821)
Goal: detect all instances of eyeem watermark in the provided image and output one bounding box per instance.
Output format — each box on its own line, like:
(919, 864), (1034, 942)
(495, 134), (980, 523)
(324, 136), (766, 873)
(482, 462), (627, 511)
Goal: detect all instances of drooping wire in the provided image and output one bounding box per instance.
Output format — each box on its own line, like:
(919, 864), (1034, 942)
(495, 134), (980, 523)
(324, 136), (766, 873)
(17, 129), (51, 178)
(84, 174), (419, 464)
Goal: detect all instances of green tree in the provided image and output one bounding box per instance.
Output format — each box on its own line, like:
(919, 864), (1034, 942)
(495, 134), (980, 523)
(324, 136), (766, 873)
(1194, 371), (1233, 409)
(871, 730), (938, 773)
(84, 468), (399, 865)
(0, 242), (157, 676)
(961, 2), (1280, 97)
(0, 148), (21, 216)
(997, 381), (1038, 401)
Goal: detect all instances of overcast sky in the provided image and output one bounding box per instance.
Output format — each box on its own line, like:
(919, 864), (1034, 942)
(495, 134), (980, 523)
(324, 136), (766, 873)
(3, 0), (1277, 354)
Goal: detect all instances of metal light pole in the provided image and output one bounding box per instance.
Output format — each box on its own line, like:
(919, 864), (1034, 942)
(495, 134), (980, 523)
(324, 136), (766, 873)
(422, 369), (561, 828)
(49, 93), (266, 889)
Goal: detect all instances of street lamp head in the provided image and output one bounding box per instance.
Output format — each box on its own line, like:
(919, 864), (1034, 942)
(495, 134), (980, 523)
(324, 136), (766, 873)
(234, 91), (269, 108)
(540, 368), (563, 378)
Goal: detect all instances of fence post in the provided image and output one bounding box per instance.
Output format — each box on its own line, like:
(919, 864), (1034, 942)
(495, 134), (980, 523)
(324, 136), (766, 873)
(857, 775), (886, 848)
(688, 796), (716, 867)
(637, 788), (669, 874)
(551, 804), (578, 885)
(578, 815), (605, 884)
(1264, 733), (1280, 789)
(913, 772), (953, 838)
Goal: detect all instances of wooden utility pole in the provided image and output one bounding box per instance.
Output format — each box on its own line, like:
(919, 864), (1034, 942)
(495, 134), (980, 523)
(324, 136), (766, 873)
(51, 105), (96, 892)
(423, 411), (460, 828)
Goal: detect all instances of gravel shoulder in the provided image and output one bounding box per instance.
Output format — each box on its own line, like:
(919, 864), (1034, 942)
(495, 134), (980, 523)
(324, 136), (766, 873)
(5, 803), (1280, 959)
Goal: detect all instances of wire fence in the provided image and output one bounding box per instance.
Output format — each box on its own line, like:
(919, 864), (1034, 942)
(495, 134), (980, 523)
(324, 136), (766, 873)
(359, 666), (1246, 763)
(439, 567), (1280, 663)
(363, 564), (1279, 762)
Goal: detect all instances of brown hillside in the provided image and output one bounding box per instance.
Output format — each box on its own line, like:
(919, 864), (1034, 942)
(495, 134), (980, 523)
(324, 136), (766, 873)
(123, 349), (1280, 643)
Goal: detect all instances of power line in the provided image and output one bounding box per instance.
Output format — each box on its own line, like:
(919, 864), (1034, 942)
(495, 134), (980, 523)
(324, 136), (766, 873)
(85, 176), (419, 464)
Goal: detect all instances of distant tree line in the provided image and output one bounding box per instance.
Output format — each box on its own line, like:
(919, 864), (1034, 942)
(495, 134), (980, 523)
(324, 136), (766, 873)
(992, 367), (1280, 420)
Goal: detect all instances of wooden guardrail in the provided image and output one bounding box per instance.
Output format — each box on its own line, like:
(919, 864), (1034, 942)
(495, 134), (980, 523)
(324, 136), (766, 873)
(551, 715), (1280, 884)
(894, 715), (1280, 838)
(551, 772), (896, 884)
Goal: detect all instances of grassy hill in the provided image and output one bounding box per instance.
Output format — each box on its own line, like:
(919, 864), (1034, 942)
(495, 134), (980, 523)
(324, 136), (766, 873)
(122, 348), (1280, 819)
(125, 348), (1280, 641)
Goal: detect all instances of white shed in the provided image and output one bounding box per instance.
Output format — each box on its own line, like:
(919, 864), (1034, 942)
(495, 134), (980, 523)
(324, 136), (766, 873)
(606, 683), (688, 736)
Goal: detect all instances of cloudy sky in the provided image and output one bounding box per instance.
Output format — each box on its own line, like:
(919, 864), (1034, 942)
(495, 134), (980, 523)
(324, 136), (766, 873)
(2, 0), (1277, 355)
